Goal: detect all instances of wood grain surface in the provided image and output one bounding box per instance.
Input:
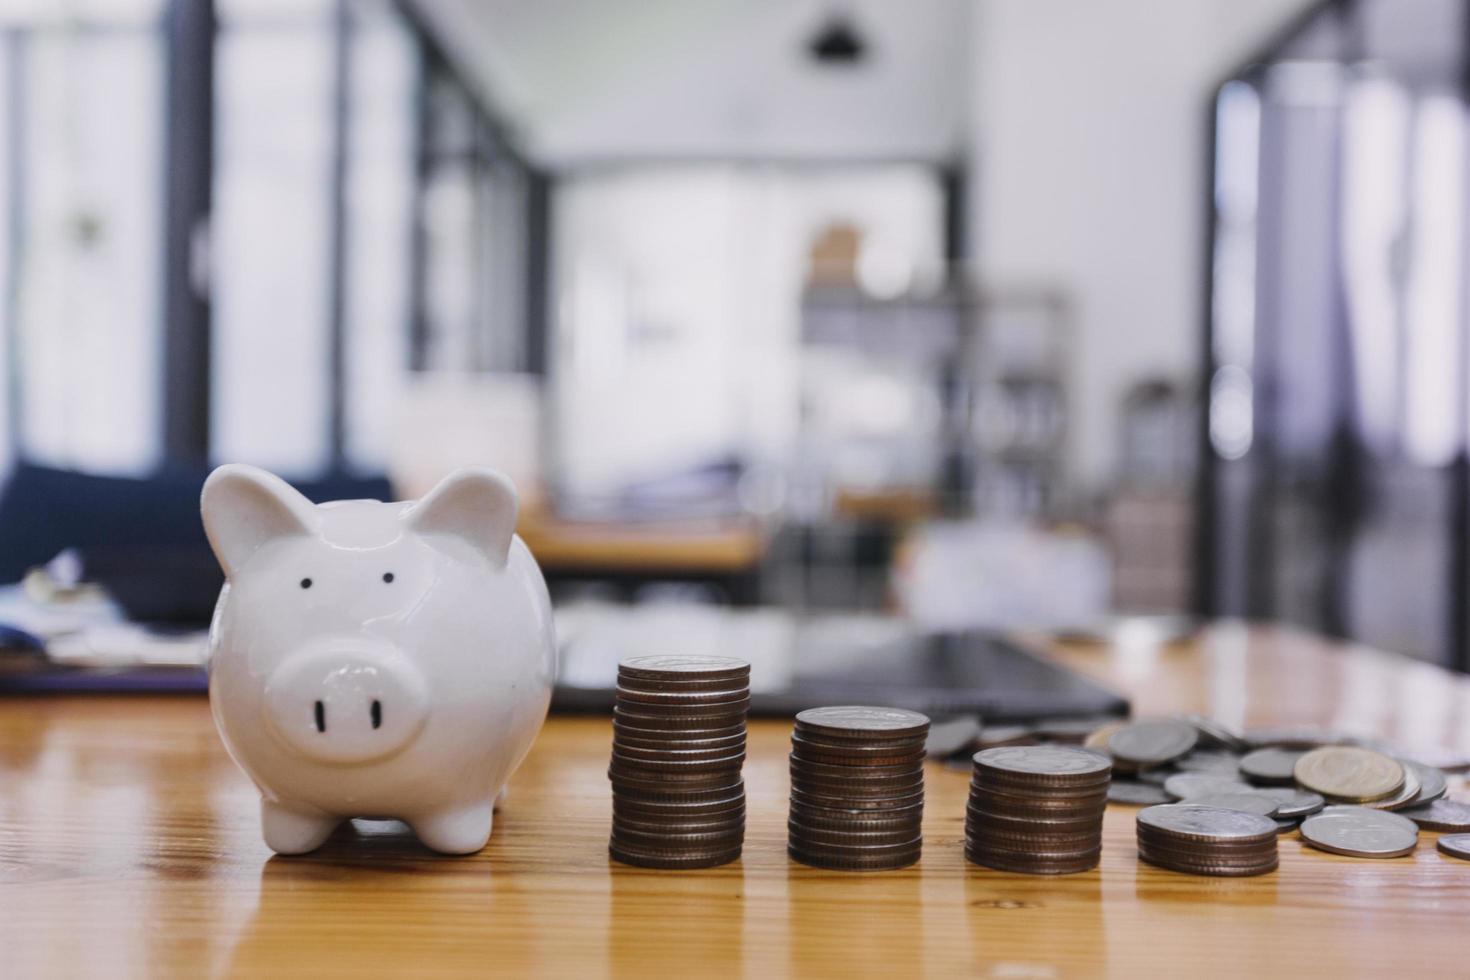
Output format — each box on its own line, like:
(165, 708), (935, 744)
(4, 622), (1470, 978)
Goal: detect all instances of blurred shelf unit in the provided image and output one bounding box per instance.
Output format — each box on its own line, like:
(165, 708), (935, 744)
(1106, 380), (1198, 614)
(966, 290), (1070, 520)
(796, 283), (1070, 520)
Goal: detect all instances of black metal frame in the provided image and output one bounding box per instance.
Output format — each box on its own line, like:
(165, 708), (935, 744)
(0, 0), (552, 476)
(1196, 0), (1470, 671)
(161, 0), (216, 465)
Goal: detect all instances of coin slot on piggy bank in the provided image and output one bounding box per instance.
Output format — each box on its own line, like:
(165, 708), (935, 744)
(201, 464), (556, 855)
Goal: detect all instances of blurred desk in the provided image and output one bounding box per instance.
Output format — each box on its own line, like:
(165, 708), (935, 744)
(518, 515), (768, 603)
(5, 623), (1470, 976)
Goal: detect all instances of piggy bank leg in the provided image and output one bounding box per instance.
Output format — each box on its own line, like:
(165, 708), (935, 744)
(412, 800), (494, 855)
(495, 785), (509, 811)
(261, 799), (339, 855)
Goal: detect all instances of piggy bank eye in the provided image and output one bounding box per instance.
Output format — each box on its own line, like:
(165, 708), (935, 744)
(382, 572), (395, 584)
(300, 577), (313, 589)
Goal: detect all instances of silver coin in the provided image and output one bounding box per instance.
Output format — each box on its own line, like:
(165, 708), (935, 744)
(1174, 713), (1247, 751)
(1400, 760), (1448, 805)
(1136, 804), (1277, 842)
(1359, 764), (1420, 811)
(1173, 750), (1245, 774)
(1400, 798), (1470, 833)
(1182, 791), (1281, 818)
(1436, 834), (1470, 861)
(1238, 747), (1306, 785)
(1256, 787), (1325, 819)
(1163, 773), (1251, 801)
(618, 654), (750, 677)
(1300, 805), (1419, 858)
(796, 706), (930, 737)
(1108, 720), (1199, 766)
(1108, 780), (1172, 805)
(1242, 726), (1336, 749)
(974, 745), (1112, 778)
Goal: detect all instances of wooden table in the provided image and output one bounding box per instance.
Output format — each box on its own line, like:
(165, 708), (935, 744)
(5, 622), (1470, 977)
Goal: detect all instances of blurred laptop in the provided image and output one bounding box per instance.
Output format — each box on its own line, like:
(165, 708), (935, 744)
(554, 602), (1126, 722)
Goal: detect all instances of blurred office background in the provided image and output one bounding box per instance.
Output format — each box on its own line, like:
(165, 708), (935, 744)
(3, 0), (1470, 669)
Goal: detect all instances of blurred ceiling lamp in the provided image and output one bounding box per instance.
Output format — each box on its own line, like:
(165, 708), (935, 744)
(807, 9), (867, 66)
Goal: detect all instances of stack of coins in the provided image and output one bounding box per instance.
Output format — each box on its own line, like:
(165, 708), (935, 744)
(787, 706), (929, 871)
(608, 655), (751, 869)
(965, 746), (1110, 874)
(1136, 804), (1279, 876)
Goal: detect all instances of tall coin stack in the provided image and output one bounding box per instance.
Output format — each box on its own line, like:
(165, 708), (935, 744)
(965, 746), (1111, 874)
(609, 655), (751, 869)
(788, 706), (930, 871)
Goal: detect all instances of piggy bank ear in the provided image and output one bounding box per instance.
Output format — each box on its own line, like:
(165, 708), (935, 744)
(403, 467), (519, 568)
(201, 464), (321, 578)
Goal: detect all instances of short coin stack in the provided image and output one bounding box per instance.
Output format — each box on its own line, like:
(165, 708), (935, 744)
(1136, 804), (1279, 876)
(609, 655), (751, 869)
(787, 706), (929, 871)
(965, 746), (1111, 874)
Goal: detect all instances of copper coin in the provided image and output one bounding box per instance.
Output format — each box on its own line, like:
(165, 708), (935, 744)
(1294, 747), (1405, 803)
(789, 787), (924, 811)
(788, 844), (921, 871)
(609, 842), (742, 869)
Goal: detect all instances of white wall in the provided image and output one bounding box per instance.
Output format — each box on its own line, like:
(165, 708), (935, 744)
(969, 0), (1313, 488)
(411, 0), (969, 165)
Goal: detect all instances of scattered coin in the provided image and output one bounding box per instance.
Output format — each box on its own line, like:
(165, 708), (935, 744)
(1403, 749), (1470, 774)
(1172, 750), (1245, 774)
(1182, 791), (1281, 818)
(1294, 747), (1405, 803)
(1108, 720), (1199, 767)
(1435, 834), (1470, 861)
(1360, 765), (1420, 811)
(1257, 787), (1325, 819)
(1238, 747), (1307, 786)
(1400, 760), (1448, 805)
(1108, 780), (1172, 805)
(1299, 805), (1418, 859)
(1243, 726), (1337, 749)
(1083, 722), (1126, 753)
(1400, 799), (1470, 833)
(1163, 773), (1251, 801)
(1174, 713), (1248, 752)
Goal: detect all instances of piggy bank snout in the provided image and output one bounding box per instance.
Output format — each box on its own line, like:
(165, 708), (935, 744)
(263, 648), (429, 765)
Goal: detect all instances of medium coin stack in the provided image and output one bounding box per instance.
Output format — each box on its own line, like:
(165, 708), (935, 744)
(609, 654), (751, 869)
(965, 746), (1111, 874)
(787, 706), (930, 871)
(1136, 804), (1279, 876)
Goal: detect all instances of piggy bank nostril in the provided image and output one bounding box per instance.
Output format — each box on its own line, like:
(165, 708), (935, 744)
(371, 700), (383, 730)
(314, 700), (326, 733)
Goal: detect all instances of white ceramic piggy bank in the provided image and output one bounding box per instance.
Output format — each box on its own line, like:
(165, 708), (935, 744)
(200, 464), (555, 855)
